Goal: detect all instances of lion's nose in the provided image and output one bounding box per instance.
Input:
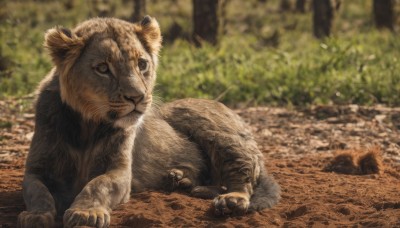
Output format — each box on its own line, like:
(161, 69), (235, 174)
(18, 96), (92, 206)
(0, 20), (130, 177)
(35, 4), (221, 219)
(123, 94), (144, 104)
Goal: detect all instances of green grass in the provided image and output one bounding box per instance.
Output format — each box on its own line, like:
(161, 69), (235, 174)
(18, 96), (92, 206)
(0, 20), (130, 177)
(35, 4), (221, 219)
(158, 31), (400, 106)
(1, 0), (399, 106)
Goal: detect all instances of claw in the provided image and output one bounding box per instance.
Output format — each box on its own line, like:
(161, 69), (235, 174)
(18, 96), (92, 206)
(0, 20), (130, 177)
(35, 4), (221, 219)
(63, 207), (109, 228)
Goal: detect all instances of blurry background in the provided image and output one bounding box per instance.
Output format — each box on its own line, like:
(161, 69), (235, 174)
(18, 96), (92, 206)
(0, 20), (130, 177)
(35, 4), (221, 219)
(0, 0), (399, 107)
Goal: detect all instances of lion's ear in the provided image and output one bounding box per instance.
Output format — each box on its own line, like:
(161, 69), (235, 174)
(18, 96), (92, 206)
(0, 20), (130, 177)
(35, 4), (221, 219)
(136, 16), (162, 55)
(44, 27), (84, 69)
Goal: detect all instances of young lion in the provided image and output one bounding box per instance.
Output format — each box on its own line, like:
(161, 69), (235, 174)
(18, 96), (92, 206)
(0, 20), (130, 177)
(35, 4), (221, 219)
(17, 16), (280, 228)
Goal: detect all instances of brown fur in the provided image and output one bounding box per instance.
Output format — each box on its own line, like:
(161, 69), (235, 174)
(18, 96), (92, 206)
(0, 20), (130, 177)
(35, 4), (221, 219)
(324, 147), (384, 175)
(18, 16), (280, 228)
(358, 147), (383, 175)
(324, 152), (360, 175)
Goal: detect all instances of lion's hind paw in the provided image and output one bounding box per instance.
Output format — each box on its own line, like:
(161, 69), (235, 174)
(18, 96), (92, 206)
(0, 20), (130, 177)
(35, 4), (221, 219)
(213, 192), (250, 216)
(168, 168), (193, 191)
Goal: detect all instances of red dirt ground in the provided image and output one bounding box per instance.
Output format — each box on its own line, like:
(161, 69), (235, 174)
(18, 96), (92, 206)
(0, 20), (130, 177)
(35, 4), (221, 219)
(1, 99), (399, 227)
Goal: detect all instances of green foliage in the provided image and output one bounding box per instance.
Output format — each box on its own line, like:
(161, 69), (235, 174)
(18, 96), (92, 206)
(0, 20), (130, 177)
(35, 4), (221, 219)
(1, 0), (399, 106)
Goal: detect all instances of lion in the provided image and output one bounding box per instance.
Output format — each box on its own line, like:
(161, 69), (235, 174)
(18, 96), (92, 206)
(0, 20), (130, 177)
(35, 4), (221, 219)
(17, 16), (280, 228)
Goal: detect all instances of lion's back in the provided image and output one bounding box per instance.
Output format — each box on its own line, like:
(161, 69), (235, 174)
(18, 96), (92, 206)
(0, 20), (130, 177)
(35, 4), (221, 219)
(160, 98), (251, 138)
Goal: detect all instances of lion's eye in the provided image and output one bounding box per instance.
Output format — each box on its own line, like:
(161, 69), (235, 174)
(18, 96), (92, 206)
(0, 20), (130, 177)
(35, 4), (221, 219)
(138, 58), (149, 72)
(95, 63), (110, 74)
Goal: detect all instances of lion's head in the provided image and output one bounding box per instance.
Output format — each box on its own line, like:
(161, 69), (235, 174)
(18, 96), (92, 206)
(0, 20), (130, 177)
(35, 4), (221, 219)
(45, 16), (162, 125)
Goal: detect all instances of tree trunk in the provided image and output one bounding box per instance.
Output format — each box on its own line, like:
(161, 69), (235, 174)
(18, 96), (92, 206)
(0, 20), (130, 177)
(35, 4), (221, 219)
(295, 0), (306, 13)
(131, 0), (146, 23)
(312, 0), (334, 39)
(192, 0), (219, 46)
(373, 0), (394, 30)
(280, 0), (292, 12)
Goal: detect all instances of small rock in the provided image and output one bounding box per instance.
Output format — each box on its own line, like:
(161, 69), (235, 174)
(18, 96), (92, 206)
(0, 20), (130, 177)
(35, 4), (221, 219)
(260, 129), (273, 137)
(25, 132), (34, 141)
(374, 115), (386, 124)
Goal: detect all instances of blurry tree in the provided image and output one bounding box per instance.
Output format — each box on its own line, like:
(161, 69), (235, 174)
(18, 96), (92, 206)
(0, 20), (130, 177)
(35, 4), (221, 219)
(192, 0), (219, 46)
(64, 0), (75, 10)
(312, 0), (340, 38)
(295, 0), (306, 13)
(373, 0), (394, 30)
(280, 0), (292, 11)
(131, 0), (146, 23)
(164, 21), (184, 43)
(89, 0), (116, 17)
(0, 50), (13, 80)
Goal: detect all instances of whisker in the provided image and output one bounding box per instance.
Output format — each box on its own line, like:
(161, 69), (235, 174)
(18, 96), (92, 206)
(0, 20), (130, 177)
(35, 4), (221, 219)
(80, 100), (110, 121)
(150, 95), (163, 112)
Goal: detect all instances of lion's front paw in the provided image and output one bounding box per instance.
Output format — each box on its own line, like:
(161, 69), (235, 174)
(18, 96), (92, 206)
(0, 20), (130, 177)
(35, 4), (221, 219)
(17, 211), (55, 228)
(63, 207), (110, 228)
(213, 192), (250, 216)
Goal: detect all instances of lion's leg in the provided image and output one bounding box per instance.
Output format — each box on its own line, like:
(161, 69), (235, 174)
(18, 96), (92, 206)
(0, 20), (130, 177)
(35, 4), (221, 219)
(17, 174), (56, 228)
(169, 137), (258, 215)
(63, 133), (134, 228)
(191, 186), (227, 199)
(63, 168), (131, 228)
(212, 155), (256, 216)
(160, 99), (268, 215)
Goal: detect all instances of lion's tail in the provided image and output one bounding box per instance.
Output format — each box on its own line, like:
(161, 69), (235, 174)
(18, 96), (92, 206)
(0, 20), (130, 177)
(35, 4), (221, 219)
(249, 170), (281, 211)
